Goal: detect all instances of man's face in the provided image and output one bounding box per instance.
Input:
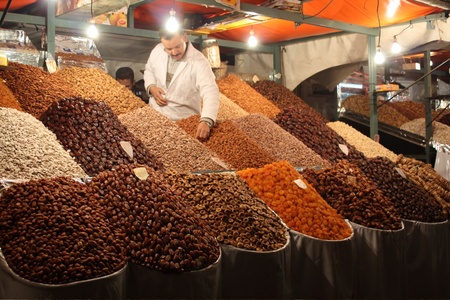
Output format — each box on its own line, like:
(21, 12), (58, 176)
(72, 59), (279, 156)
(161, 32), (187, 61)
(117, 78), (134, 90)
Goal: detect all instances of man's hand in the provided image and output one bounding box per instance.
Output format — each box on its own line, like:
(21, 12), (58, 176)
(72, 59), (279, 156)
(149, 85), (167, 106)
(196, 121), (211, 141)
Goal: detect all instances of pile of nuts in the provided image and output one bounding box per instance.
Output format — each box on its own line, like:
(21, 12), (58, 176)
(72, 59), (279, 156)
(216, 93), (249, 121)
(217, 73), (281, 118)
(57, 66), (146, 115)
(400, 118), (450, 146)
(0, 177), (127, 284)
(302, 160), (403, 230)
(237, 161), (353, 240)
(166, 171), (288, 251)
(232, 114), (331, 168)
(327, 121), (398, 162)
(354, 156), (446, 222)
(0, 80), (22, 111)
(437, 112), (450, 126)
(88, 164), (220, 272)
(0, 108), (87, 180)
(274, 107), (366, 163)
(1, 62), (79, 118)
(177, 115), (276, 170)
(387, 100), (425, 121)
(341, 95), (410, 128)
(119, 106), (226, 172)
(56, 52), (105, 63)
(396, 154), (450, 218)
(251, 79), (329, 123)
(40, 97), (163, 176)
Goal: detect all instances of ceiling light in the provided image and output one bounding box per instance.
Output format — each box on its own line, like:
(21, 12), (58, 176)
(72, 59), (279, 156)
(391, 36), (401, 54)
(248, 28), (258, 47)
(387, 0), (400, 18)
(375, 46), (385, 65)
(87, 24), (98, 39)
(165, 8), (179, 33)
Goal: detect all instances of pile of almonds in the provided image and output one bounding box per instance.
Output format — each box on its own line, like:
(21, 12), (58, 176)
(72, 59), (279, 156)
(40, 97), (163, 176)
(88, 164), (220, 272)
(177, 115), (276, 170)
(0, 177), (127, 284)
(302, 160), (402, 230)
(0, 108), (87, 180)
(0, 80), (22, 111)
(119, 106), (226, 172)
(166, 171), (288, 251)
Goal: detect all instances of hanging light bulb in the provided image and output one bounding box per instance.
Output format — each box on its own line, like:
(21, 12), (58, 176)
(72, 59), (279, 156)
(165, 8), (179, 33)
(87, 23), (98, 39)
(391, 36), (401, 54)
(375, 45), (385, 64)
(248, 28), (258, 47)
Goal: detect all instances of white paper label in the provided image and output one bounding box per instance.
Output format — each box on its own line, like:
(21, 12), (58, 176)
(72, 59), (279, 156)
(120, 141), (133, 159)
(133, 167), (149, 180)
(339, 144), (349, 155)
(252, 75), (260, 83)
(395, 167), (407, 179)
(373, 134), (380, 143)
(294, 178), (307, 189)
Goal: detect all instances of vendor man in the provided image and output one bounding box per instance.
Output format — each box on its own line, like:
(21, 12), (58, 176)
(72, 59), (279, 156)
(143, 27), (220, 141)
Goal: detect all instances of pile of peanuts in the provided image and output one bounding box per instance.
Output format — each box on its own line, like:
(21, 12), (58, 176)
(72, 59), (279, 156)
(327, 121), (398, 162)
(0, 177), (127, 284)
(302, 160), (403, 230)
(216, 92), (249, 121)
(1, 62), (79, 118)
(354, 156), (446, 222)
(274, 107), (366, 163)
(0, 108), (87, 179)
(217, 73), (281, 118)
(0, 80), (22, 111)
(232, 114), (331, 168)
(166, 171), (288, 251)
(88, 164), (220, 272)
(177, 115), (276, 170)
(251, 79), (329, 123)
(400, 118), (450, 146)
(237, 161), (353, 240)
(387, 100), (425, 121)
(119, 106), (226, 172)
(40, 97), (163, 176)
(57, 66), (146, 115)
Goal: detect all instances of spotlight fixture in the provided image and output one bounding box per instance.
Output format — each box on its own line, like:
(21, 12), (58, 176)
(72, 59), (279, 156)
(248, 28), (258, 47)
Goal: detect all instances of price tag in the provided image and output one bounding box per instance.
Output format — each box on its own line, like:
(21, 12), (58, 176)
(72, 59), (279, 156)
(120, 141), (133, 159)
(294, 178), (307, 189)
(339, 144), (349, 155)
(252, 75), (260, 83)
(373, 134), (380, 143)
(133, 167), (149, 180)
(347, 176), (357, 185)
(45, 58), (57, 73)
(211, 156), (228, 169)
(395, 167), (407, 179)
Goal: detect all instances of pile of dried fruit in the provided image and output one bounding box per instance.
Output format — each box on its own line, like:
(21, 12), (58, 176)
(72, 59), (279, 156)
(177, 115), (276, 170)
(302, 160), (402, 230)
(41, 97), (163, 176)
(0, 108), (87, 179)
(166, 171), (288, 251)
(88, 164), (220, 272)
(274, 107), (366, 163)
(387, 100), (425, 121)
(1, 62), (79, 118)
(0, 80), (22, 111)
(119, 106), (226, 172)
(57, 66), (145, 115)
(237, 161), (353, 240)
(217, 73), (281, 118)
(0, 177), (127, 284)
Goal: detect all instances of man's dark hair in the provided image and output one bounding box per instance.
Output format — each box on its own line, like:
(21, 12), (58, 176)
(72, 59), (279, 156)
(159, 27), (184, 40)
(115, 67), (135, 81)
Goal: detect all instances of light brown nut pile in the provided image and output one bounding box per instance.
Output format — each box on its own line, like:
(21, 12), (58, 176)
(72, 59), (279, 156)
(0, 108), (87, 179)
(274, 107), (365, 164)
(400, 118), (450, 146)
(1, 62), (79, 118)
(57, 66), (146, 115)
(177, 115), (276, 170)
(216, 73), (281, 118)
(341, 95), (410, 128)
(327, 121), (398, 162)
(119, 106), (226, 172)
(232, 114), (331, 168)
(387, 100), (425, 121)
(354, 156), (446, 222)
(0, 80), (22, 111)
(40, 97), (163, 176)
(396, 154), (450, 218)
(302, 160), (402, 230)
(216, 92), (249, 121)
(0, 177), (127, 284)
(166, 171), (288, 251)
(56, 52), (105, 63)
(88, 164), (220, 272)
(250, 79), (328, 123)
